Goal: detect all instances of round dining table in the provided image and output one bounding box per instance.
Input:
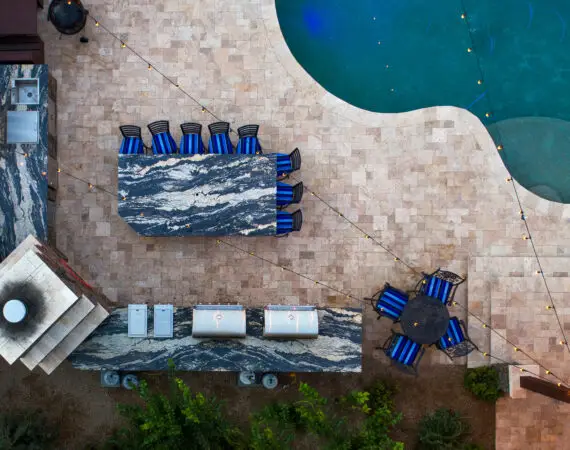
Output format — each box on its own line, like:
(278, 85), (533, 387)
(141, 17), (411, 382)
(400, 295), (450, 344)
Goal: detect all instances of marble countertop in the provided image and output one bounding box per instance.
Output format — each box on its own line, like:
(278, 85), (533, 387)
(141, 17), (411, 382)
(118, 154), (278, 236)
(69, 307), (362, 372)
(0, 65), (48, 260)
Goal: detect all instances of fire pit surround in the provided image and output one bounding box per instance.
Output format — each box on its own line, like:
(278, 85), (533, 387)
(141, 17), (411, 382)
(0, 235), (110, 374)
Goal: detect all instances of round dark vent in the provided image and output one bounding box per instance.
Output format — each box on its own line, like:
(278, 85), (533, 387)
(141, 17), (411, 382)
(48, 0), (88, 35)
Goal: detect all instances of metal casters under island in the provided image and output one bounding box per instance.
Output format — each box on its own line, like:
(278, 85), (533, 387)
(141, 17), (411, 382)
(100, 370), (121, 388)
(122, 374), (140, 390)
(262, 373), (278, 390)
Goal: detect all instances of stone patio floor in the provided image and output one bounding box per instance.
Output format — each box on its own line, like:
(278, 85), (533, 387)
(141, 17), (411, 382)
(37, 0), (570, 447)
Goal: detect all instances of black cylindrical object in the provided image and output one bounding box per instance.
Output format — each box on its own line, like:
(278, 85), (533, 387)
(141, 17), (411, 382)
(48, 0), (88, 35)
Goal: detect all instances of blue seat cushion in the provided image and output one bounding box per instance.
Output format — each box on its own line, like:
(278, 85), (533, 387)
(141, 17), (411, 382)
(208, 133), (233, 154)
(388, 335), (421, 366)
(276, 182), (294, 206)
(152, 132), (177, 155)
(179, 133), (204, 154)
(276, 211), (293, 234)
(236, 136), (261, 154)
(276, 154), (293, 175)
(376, 287), (408, 320)
(423, 276), (453, 304)
(438, 318), (465, 349)
(119, 137), (144, 154)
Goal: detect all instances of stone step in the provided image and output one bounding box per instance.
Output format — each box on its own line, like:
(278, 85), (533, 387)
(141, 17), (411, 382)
(38, 304), (109, 375)
(20, 295), (95, 370)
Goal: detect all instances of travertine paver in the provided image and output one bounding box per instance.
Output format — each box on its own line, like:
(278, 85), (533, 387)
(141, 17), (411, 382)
(36, 1), (570, 446)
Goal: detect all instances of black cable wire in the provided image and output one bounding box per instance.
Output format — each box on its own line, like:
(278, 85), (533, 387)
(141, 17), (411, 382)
(215, 238), (364, 304)
(476, 349), (566, 388)
(35, 10), (568, 382)
(218, 236), (569, 386)
(87, 16), (237, 135)
(450, 300), (567, 383)
(289, 174), (421, 276)
(458, 1), (570, 354)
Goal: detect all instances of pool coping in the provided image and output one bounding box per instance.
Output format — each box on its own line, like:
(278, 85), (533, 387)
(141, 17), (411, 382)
(260, 0), (570, 217)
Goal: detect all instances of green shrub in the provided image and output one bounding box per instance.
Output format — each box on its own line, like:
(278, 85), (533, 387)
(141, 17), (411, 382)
(0, 410), (56, 450)
(249, 382), (403, 450)
(104, 362), (244, 450)
(417, 408), (469, 450)
(367, 380), (397, 412)
(464, 366), (502, 402)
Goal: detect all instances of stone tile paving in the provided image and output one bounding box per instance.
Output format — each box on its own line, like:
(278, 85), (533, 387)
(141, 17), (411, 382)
(37, 1), (570, 446)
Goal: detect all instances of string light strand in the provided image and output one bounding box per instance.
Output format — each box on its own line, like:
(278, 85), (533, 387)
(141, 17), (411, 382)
(289, 175), (420, 275)
(86, 15), (233, 133)
(459, 1), (570, 354)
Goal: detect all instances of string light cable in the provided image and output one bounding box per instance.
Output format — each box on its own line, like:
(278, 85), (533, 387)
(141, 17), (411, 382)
(86, 15), (233, 133)
(289, 174), (421, 276)
(45, 9), (569, 382)
(217, 236), (569, 387)
(458, 3), (570, 354)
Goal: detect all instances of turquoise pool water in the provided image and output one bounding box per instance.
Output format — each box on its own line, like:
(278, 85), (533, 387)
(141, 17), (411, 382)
(276, 0), (570, 203)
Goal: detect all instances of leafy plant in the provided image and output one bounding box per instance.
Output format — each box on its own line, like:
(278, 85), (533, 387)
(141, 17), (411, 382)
(464, 366), (502, 402)
(345, 405), (403, 450)
(0, 410), (56, 450)
(104, 361), (243, 450)
(367, 379), (397, 412)
(417, 408), (469, 450)
(249, 403), (300, 450)
(249, 381), (403, 450)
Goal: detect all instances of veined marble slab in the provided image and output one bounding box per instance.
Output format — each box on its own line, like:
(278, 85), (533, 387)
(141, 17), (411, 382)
(118, 154), (277, 236)
(69, 307), (362, 372)
(0, 65), (48, 260)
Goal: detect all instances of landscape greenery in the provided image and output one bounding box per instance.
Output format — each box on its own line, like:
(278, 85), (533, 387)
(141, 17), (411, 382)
(101, 363), (404, 450)
(463, 366), (503, 403)
(0, 363), (490, 449)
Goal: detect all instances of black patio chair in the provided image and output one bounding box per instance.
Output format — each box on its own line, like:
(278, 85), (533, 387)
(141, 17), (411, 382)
(436, 317), (478, 359)
(237, 124), (259, 138)
(147, 120), (170, 136)
(377, 330), (425, 376)
(179, 122), (205, 154)
(414, 268), (465, 305)
(276, 182), (304, 210)
(276, 209), (303, 237)
(236, 124), (262, 154)
(119, 125), (148, 154)
(276, 148), (301, 180)
(148, 120), (177, 154)
(365, 283), (409, 323)
(208, 121), (234, 154)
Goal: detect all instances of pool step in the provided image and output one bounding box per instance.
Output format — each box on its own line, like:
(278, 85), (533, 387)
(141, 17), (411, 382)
(20, 295), (95, 370)
(38, 304), (109, 375)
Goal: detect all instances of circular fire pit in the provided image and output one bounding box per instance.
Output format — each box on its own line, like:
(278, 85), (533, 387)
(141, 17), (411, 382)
(3, 299), (27, 324)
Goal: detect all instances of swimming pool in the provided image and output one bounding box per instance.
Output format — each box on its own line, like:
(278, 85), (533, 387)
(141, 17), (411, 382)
(276, 0), (570, 203)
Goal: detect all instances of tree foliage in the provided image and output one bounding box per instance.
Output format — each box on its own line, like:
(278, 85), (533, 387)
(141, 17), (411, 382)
(464, 366), (503, 403)
(248, 381), (403, 450)
(103, 362), (243, 450)
(417, 408), (469, 450)
(0, 410), (56, 450)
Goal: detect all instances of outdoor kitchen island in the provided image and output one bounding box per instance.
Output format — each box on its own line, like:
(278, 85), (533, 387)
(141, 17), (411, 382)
(0, 64), (49, 260)
(118, 154), (279, 236)
(69, 306), (363, 373)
